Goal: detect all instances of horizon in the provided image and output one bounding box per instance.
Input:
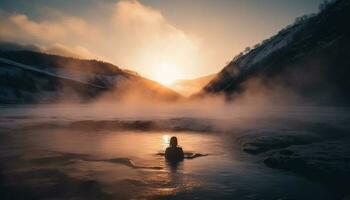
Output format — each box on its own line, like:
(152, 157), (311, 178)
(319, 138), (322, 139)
(0, 0), (324, 85)
(1, 1), (350, 199)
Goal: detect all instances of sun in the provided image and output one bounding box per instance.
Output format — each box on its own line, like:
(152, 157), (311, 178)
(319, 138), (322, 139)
(152, 62), (183, 85)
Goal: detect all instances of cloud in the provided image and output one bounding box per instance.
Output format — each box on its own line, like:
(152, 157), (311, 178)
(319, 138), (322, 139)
(10, 14), (66, 39)
(113, 0), (165, 30)
(110, 0), (200, 79)
(0, 0), (200, 80)
(0, 13), (89, 43)
(0, 10), (102, 59)
(44, 44), (103, 60)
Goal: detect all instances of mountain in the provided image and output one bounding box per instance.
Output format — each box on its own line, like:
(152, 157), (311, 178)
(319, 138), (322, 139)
(200, 0), (350, 105)
(0, 50), (181, 103)
(170, 74), (216, 96)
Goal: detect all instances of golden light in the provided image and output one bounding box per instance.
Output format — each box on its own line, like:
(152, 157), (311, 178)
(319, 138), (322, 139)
(152, 62), (183, 86)
(162, 134), (170, 150)
(162, 134), (170, 145)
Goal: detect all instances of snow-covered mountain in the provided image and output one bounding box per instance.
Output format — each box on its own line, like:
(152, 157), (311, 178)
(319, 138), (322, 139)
(0, 50), (181, 103)
(200, 0), (350, 104)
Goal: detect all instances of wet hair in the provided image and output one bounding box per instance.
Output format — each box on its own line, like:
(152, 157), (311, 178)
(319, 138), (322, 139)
(170, 136), (178, 147)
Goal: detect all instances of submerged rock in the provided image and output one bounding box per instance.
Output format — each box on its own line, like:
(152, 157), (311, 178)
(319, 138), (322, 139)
(237, 129), (321, 154)
(263, 140), (350, 197)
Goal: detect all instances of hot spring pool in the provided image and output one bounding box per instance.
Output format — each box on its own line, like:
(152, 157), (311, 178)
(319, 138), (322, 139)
(0, 128), (335, 200)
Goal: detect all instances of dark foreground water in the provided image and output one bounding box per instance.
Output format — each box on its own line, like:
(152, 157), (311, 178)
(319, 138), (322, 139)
(0, 105), (349, 200)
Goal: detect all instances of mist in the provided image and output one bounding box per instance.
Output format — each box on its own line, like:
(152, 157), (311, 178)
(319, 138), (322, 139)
(1, 0), (350, 199)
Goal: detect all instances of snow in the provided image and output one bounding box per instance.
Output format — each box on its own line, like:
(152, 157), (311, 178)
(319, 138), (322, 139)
(235, 24), (303, 71)
(0, 58), (105, 88)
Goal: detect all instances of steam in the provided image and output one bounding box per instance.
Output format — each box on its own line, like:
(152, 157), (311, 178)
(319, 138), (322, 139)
(49, 75), (300, 122)
(231, 76), (302, 107)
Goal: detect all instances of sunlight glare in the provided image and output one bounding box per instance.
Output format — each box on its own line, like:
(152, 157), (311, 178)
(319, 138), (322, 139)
(153, 62), (183, 85)
(162, 134), (170, 150)
(162, 134), (170, 145)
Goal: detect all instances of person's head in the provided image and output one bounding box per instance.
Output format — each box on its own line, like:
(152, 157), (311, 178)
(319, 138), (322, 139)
(170, 136), (178, 147)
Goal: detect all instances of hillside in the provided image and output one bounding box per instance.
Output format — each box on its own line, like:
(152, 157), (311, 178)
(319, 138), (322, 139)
(201, 0), (350, 105)
(0, 50), (181, 103)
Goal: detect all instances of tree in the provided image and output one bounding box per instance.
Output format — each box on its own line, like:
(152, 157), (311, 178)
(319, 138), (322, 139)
(254, 43), (261, 49)
(294, 15), (309, 24)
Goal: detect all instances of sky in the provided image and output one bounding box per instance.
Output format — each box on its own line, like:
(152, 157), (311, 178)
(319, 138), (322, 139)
(0, 0), (323, 84)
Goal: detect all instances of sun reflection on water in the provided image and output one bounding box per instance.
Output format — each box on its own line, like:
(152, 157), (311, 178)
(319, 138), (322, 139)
(162, 134), (170, 150)
(14, 130), (222, 199)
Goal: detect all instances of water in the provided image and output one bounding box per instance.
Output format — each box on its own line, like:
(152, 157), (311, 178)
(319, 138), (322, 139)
(0, 105), (347, 199)
(0, 130), (335, 200)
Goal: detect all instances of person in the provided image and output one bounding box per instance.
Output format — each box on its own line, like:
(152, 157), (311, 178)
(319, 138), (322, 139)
(165, 136), (184, 162)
